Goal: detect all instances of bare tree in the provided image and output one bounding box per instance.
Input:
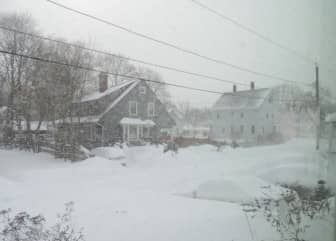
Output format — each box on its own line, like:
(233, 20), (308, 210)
(244, 181), (332, 241)
(177, 101), (210, 126)
(136, 67), (170, 103)
(96, 54), (136, 86)
(0, 13), (43, 143)
(40, 40), (93, 123)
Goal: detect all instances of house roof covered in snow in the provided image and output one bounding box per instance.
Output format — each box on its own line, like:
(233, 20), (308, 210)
(182, 125), (210, 131)
(213, 88), (271, 110)
(68, 80), (141, 123)
(120, 118), (155, 127)
(13, 121), (51, 131)
(75, 80), (138, 103)
(99, 80), (140, 117)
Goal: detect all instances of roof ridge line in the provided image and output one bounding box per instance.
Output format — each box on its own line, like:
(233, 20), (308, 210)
(98, 80), (140, 120)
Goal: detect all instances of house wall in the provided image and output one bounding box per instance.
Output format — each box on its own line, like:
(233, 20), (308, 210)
(98, 81), (175, 143)
(210, 97), (279, 142)
(327, 122), (336, 153)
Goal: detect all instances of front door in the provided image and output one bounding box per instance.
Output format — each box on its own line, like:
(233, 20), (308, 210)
(128, 126), (137, 141)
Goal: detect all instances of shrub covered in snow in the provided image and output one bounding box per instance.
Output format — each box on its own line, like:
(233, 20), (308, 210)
(245, 181), (332, 241)
(92, 145), (126, 160)
(0, 202), (84, 241)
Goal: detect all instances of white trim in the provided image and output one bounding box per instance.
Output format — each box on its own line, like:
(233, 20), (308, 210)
(120, 118), (155, 127)
(75, 80), (137, 103)
(129, 101), (138, 116)
(100, 80), (140, 118)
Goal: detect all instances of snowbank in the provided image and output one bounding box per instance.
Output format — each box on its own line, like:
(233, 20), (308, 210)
(0, 138), (332, 241)
(91, 146), (126, 160)
(258, 163), (325, 187)
(194, 177), (283, 203)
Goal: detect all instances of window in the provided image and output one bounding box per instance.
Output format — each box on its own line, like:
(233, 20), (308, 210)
(217, 113), (220, 119)
(139, 86), (146, 94)
(148, 102), (155, 117)
(273, 125), (277, 133)
(222, 127), (225, 133)
(240, 113), (244, 118)
(143, 127), (150, 138)
(81, 105), (87, 114)
(272, 113), (274, 119)
(95, 125), (103, 141)
(251, 125), (255, 134)
(240, 125), (244, 133)
(230, 126), (234, 134)
(129, 101), (137, 116)
(129, 126), (137, 139)
(262, 127), (265, 134)
(266, 113), (269, 119)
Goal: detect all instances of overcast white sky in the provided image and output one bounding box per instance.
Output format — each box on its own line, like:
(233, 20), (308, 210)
(1, 0), (335, 107)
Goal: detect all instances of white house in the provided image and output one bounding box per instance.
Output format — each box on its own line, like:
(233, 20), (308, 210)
(326, 112), (336, 153)
(209, 82), (280, 143)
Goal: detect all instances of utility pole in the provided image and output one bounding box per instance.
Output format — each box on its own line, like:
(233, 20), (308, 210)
(315, 63), (320, 150)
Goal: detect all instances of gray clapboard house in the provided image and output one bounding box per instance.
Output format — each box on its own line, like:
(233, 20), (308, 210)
(69, 73), (175, 146)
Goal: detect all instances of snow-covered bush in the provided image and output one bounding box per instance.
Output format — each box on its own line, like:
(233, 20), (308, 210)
(245, 181), (332, 241)
(163, 141), (178, 154)
(0, 202), (84, 241)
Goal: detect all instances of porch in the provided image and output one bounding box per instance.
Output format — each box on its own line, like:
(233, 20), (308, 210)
(120, 118), (155, 143)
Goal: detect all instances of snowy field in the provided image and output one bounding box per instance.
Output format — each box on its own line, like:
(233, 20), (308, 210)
(0, 139), (333, 241)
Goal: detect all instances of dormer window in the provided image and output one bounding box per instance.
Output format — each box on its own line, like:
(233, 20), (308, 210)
(140, 86), (146, 95)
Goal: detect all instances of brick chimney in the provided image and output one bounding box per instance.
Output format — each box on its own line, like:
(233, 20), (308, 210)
(250, 81), (255, 90)
(99, 72), (108, 93)
(233, 84), (237, 93)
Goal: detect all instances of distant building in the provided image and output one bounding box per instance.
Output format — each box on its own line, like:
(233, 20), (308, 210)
(180, 125), (210, 139)
(68, 72), (175, 146)
(210, 82), (280, 143)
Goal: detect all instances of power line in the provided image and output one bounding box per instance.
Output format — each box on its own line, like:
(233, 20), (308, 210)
(0, 49), (223, 95)
(0, 25), (249, 87)
(0, 49), (313, 103)
(45, 0), (310, 86)
(190, 0), (316, 64)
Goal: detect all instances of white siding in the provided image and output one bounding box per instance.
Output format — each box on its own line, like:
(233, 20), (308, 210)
(210, 99), (279, 142)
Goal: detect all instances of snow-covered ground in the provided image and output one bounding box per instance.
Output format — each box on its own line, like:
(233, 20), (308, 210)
(0, 139), (333, 241)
